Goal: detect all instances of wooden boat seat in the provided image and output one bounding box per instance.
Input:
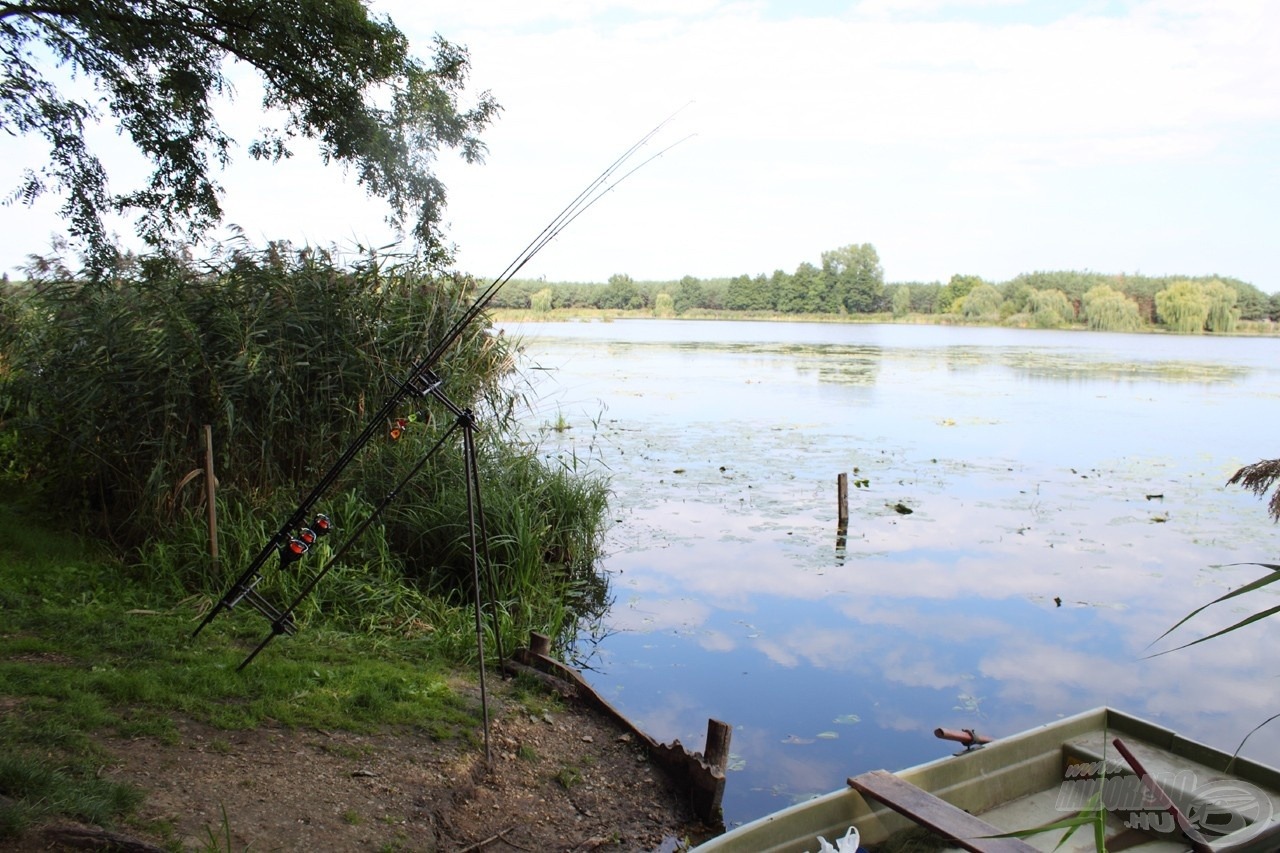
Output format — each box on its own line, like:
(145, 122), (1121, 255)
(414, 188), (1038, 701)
(849, 770), (1040, 853)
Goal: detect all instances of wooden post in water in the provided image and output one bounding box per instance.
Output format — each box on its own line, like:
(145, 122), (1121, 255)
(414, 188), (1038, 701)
(529, 631), (552, 658)
(836, 472), (849, 562)
(837, 472), (849, 530)
(704, 718), (731, 772)
(204, 425), (219, 578)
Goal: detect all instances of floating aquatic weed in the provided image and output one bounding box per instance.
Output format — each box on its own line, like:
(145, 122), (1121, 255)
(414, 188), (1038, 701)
(954, 693), (984, 715)
(833, 714), (861, 725)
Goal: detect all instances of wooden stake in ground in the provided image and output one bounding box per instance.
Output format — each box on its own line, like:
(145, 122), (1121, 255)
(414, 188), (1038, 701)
(204, 424), (219, 579)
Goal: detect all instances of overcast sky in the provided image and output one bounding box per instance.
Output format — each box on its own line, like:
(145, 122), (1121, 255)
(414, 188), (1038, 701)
(3, 0), (1278, 289)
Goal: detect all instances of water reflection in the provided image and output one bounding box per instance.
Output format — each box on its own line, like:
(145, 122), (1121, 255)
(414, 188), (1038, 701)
(507, 319), (1280, 826)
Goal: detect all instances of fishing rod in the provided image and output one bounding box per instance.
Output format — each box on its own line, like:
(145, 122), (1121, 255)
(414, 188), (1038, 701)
(193, 107), (693, 650)
(236, 409), (465, 670)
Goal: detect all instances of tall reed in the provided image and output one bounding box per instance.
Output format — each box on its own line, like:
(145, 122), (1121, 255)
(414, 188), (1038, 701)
(2, 242), (613, 661)
(1, 243), (496, 540)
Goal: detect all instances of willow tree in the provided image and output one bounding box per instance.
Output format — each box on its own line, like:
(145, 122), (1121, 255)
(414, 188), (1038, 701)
(1026, 288), (1074, 328)
(891, 284), (911, 317)
(1082, 284), (1142, 332)
(960, 283), (1001, 319)
(1203, 279), (1240, 333)
(1155, 280), (1210, 334)
(654, 292), (676, 317)
(1, 0), (499, 269)
(940, 274), (985, 314)
(531, 287), (554, 313)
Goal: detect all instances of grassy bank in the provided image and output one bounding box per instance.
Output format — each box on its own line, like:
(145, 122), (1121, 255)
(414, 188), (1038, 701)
(0, 493), (496, 843)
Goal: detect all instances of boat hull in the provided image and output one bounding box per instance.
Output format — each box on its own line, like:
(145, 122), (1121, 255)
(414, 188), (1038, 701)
(693, 707), (1280, 853)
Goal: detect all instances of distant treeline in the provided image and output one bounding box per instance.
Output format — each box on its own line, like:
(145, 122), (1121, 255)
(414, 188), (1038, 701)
(487, 243), (1279, 334)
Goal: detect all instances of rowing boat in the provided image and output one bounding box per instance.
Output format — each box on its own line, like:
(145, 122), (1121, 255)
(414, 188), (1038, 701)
(692, 707), (1280, 853)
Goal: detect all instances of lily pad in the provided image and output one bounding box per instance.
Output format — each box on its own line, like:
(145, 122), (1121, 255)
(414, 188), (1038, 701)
(833, 714), (861, 725)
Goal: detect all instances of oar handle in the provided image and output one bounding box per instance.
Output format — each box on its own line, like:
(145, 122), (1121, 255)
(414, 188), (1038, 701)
(934, 727), (992, 747)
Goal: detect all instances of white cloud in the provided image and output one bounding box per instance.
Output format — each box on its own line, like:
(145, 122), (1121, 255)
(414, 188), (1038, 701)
(2, 0), (1277, 286)
(606, 595), (711, 632)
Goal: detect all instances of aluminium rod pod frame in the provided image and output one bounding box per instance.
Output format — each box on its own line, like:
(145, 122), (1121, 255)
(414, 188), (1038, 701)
(191, 364), (448, 640)
(191, 108), (691, 765)
(229, 372), (506, 682)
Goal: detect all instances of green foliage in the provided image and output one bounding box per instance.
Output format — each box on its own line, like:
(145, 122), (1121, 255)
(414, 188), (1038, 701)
(0, 506), (482, 732)
(654, 292), (675, 317)
(725, 273), (774, 311)
(379, 441), (613, 655)
(1203, 279), (1240, 333)
(599, 273), (645, 310)
(1157, 560), (1280, 653)
(1082, 284), (1141, 332)
(0, 495), (503, 837)
(531, 287), (554, 313)
(555, 764), (584, 789)
(1005, 271), (1101, 307)
(0, 244), (614, 655)
(891, 285), (911, 317)
(0, 751), (143, 838)
(1025, 288), (1074, 328)
(988, 789), (1108, 852)
(1000, 282), (1033, 317)
(821, 243), (884, 313)
(1155, 280), (1210, 333)
(2, 248), (615, 659)
(1, 243), (505, 544)
(778, 262), (826, 313)
(905, 282), (942, 314)
(486, 263), (1278, 334)
(673, 276), (704, 314)
(1228, 280), (1271, 321)
(960, 283), (1001, 319)
(199, 803), (244, 853)
(483, 278), (540, 309)
(1, 1), (499, 270)
(1013, 271), (1262, 330)
(939, 274), (985, 314)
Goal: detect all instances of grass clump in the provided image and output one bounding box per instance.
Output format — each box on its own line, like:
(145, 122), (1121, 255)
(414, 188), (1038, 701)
(0, 752), (143, 837)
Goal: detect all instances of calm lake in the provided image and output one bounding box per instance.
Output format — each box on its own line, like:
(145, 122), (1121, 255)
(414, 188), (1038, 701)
(503, 318), (1280, 828)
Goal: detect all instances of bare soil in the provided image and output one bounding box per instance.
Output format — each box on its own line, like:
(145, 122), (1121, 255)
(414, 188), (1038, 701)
(5, 678), (719, 852)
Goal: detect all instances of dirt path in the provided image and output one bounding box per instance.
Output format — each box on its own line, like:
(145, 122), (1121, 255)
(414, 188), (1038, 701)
(7, 680), (718, 852)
